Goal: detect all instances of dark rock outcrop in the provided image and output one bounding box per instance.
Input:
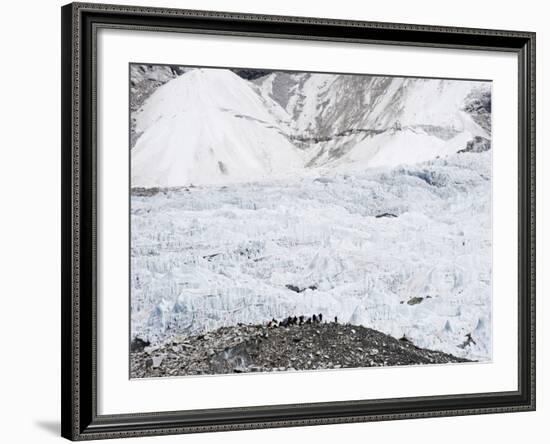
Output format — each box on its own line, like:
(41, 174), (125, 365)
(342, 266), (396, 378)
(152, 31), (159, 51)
(130, 337), (150, 352)
(458, 136), (491, 154)
(375, 212), (398, 218)
(285, 284), (317, 293)
(130, 322), (470, 378)
(407, 297), (424, 305)
(462, 89), (492, 133)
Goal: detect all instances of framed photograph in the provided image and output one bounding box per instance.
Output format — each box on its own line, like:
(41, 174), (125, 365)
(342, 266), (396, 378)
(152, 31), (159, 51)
(61, 2), (536, 440)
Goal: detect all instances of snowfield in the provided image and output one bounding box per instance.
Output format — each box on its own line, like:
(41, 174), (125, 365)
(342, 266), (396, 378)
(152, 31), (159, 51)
(129, 66), (492, 364)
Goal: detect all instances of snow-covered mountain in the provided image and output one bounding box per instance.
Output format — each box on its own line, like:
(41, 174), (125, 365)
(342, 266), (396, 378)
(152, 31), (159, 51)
(132, 69), (302, 187)
(131, 67), (491, 187)
(255, 72), (490, 136)
(254, 72), (490, 168)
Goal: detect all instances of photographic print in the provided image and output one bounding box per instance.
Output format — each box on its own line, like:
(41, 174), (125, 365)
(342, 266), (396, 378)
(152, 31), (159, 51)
(129, 64), (492, 378)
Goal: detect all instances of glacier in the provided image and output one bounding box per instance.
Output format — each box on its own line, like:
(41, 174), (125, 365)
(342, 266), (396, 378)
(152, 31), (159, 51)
(130, 66), (492, 363)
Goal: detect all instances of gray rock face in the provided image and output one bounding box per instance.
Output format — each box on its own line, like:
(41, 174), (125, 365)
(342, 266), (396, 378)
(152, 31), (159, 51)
(231, 68), (271, 80)
(130, 64), (188, 148)
(462, 88), (492, 133)
(254, 71), (491, 166)
(458, 136), (491, 154)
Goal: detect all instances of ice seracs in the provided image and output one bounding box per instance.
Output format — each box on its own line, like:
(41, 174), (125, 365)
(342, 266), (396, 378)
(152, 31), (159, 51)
(131, 152), (492, 362)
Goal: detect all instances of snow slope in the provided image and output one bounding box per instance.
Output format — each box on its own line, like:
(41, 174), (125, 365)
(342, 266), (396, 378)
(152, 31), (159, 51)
(331, 121), (479, 171)
(132, 69), (301, 187)
(254, 72), (490, 168)
(255, 72), (490, 136)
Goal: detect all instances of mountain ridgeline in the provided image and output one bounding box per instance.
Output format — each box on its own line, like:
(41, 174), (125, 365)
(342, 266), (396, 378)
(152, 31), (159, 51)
(130, 66), (491, 188)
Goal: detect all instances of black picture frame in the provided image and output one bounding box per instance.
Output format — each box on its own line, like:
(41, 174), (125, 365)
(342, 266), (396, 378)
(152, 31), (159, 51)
(61, 2), (536, 440)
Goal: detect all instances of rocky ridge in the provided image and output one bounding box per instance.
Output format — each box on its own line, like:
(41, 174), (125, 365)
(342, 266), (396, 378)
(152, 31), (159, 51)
(130, 320), (470, 378)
